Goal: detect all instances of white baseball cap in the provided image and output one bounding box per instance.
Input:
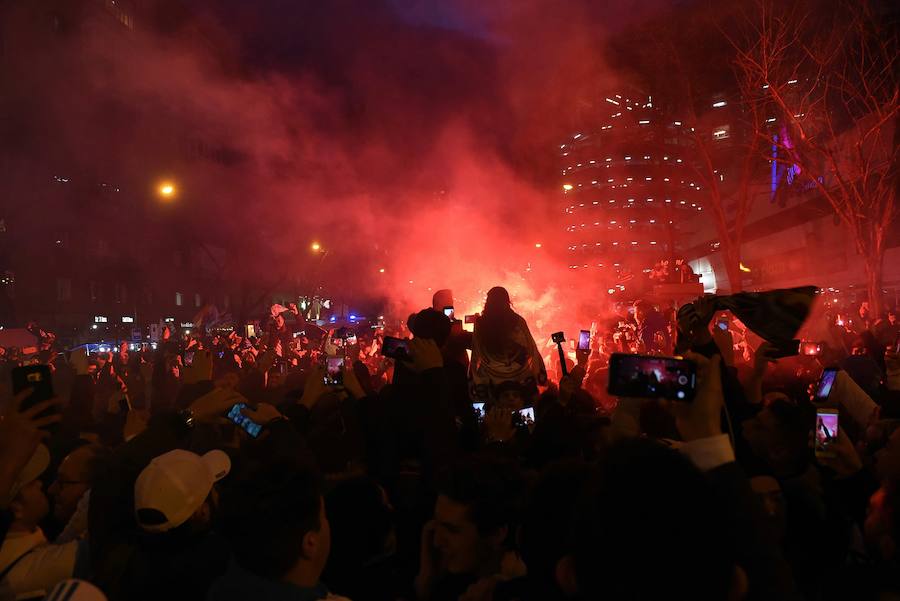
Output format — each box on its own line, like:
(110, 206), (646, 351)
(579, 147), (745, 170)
(134, 449), (230, 533)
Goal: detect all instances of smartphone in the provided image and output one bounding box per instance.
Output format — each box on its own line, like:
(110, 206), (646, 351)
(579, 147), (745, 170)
(11, 365), (55, 412)
(183, 351), (195, 366)
(226, 402), (262, 438)
(324, 355), (344, 386)
(716, 318), (729, 332)
(464, 314), (477, 324)
(381, 336), (409, 360)
(578, 330), (591, 351)
(814, 408), (839, 457)
(517, 407), (535, 425)
(814, 367), (839, 402)
(607, 353), (697, 401)
(245, 324), (256, 339)
(443, 306), (454, 319)
(473, 402), (485, 421)
(551, 331), (566, 344)
(800, 340), (822, 356)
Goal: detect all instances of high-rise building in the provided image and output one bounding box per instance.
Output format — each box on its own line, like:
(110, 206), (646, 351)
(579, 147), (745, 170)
(559, 92), (704, 294)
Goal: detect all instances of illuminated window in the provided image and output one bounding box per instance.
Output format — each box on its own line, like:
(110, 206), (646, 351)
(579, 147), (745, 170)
(176, 292), (183, 306)
(195, 293), (202, 307)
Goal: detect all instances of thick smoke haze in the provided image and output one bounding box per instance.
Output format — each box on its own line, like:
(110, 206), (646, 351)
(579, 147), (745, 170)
(6, 0), (675, 332)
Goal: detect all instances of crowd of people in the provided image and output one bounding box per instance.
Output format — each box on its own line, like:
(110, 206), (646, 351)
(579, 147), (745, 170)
(1, 284), (900, 601)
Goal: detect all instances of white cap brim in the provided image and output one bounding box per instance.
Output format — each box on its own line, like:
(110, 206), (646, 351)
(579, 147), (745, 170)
(202, 449), (231, 482)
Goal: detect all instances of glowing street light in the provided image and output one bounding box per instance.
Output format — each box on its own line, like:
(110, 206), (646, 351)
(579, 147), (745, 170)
(310, 241), (322, 252)
(378, 268), (385, 273)
(562, 184), (574, 191)
(157, 180), (177, 200)
(534, 243), (542, 248)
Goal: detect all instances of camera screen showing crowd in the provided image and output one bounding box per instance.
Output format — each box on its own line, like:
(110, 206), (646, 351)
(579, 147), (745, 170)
(2, 285), (900, 601)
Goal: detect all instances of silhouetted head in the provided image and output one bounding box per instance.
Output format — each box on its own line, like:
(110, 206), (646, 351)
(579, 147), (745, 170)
(484, 287), (511, 315)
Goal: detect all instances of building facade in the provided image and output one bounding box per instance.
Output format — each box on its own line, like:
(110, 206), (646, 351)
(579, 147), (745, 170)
(559, 92), (705, 295)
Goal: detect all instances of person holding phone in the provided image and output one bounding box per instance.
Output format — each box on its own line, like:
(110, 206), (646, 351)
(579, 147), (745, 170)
(633, 300), (671, 355)
(0, 444), (82, 597)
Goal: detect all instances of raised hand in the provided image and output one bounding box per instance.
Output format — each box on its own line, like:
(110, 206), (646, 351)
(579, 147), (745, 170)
(0, 390), (62, 504)
(241, 403), (283, 426)
(484, 407), (516, 443)
(188, 387), (249, 422)
(753, 341), (779, 374)
(814, 427), (862, 477)
(667, 352), (724, 441)
(403, 338), (444, 373)
(300, 366), (328, 410)
(341, 364), (366, 399)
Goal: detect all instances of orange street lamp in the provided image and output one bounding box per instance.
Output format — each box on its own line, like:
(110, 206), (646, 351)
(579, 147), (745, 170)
(157, 180), (177, 200)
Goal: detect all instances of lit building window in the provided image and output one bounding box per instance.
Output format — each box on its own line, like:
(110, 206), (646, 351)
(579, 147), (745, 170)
(195, 293), (202, 307)
(713, 125), (731, 140)
(176, 292), (183, 306)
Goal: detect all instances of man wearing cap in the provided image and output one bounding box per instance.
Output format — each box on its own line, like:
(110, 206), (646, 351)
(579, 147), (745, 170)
(0, 444), (84, 599)
(114, 448), (232, 601)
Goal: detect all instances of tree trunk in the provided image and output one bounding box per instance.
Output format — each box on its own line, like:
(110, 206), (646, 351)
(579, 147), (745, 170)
(723, 244), (743, 294)
(864, 252), (884, 317)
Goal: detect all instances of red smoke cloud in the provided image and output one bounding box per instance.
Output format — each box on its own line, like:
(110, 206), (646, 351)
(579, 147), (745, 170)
(4, 0), (675, 337)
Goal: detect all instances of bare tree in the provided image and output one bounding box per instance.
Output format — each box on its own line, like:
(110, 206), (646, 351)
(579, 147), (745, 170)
(727, 0), (899, 314)
(617, 10), (769, 292)
(664, 45), (764, 293)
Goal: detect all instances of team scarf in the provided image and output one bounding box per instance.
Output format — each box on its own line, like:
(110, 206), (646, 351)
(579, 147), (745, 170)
(469, 314), (548, 402)
(675, 286), (818, 354)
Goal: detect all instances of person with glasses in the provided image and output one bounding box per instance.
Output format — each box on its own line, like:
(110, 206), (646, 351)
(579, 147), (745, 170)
(48, 444), (109, 544)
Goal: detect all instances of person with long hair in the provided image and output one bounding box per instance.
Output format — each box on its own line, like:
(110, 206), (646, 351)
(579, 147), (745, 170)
(470, 287), (546, 403)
